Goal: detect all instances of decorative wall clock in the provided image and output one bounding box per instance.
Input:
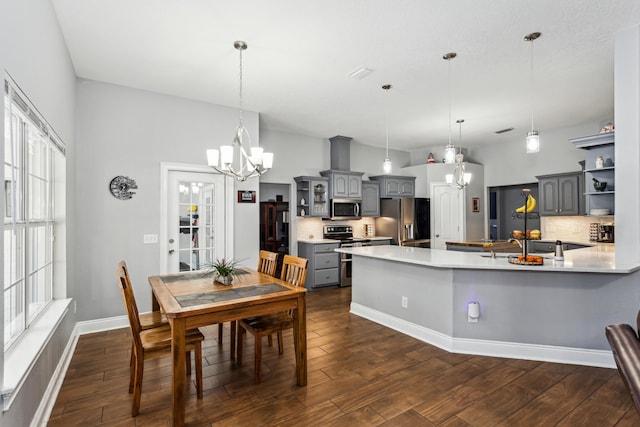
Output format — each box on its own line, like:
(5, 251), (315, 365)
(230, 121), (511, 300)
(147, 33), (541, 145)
(109, 176), (137, 200)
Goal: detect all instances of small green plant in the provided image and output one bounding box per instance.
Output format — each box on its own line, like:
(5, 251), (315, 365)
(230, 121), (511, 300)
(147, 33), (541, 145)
(210, 258), (240, 278)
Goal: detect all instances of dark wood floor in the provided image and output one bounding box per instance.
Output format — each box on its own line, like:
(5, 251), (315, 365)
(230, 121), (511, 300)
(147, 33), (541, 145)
(48, 287), (638, 426)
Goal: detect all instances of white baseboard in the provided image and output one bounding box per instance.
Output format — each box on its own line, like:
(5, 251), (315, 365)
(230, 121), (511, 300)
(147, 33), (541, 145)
(74, 314), (129, 335)
(350, 302), (616, 369)
(31, 314), (131, 426)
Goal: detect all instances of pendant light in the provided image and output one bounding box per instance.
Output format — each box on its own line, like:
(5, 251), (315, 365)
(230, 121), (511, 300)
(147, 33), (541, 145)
(443, 52), (457, 164)
(206, 41), (273, 181)
(524, 32), (541, 153)
(382, 84), (393, 174)
(446, 119), (472, 189)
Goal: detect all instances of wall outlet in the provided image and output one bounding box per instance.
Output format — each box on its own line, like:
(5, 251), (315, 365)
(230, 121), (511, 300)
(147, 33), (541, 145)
(468, 315), (479, 323)
(143, 234), (159, 244)
(401, 296), (408, 308)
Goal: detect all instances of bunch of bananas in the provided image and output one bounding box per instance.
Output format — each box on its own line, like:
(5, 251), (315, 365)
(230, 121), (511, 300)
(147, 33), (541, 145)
(515, 195), (537, 213)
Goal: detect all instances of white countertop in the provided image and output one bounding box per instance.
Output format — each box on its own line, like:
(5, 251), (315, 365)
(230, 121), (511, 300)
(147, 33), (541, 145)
(298, 236), (393, 244)
(336, 244), (640, 273)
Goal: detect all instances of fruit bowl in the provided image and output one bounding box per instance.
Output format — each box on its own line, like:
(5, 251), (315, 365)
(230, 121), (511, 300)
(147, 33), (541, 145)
(508, 255), (544, 265)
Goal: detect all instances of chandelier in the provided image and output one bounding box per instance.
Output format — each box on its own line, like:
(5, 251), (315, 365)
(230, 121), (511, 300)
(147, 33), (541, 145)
(524, 32), (541, 153)
(206, 41), (273, 181)
(446, 119), (471, 189)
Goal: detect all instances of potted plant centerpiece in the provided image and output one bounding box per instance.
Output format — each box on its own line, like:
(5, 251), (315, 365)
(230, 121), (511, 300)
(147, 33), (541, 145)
(209, 258), (241, 285)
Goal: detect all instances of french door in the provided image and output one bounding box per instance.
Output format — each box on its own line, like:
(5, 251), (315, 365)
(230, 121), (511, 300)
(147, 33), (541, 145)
(160, 164), (232, 274)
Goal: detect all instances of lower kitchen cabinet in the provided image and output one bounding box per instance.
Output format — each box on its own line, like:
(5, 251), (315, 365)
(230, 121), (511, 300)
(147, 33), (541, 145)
(298, 241), (340, 290)
(370, 239), (391, 246)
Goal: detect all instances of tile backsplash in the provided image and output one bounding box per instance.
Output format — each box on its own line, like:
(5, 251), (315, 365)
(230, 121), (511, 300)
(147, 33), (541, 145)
(540, 216), (614, 244)
(296, 218), (377, 240)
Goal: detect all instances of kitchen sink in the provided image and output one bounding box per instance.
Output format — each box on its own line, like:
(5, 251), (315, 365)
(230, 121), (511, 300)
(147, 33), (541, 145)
(479, 253), (512, 258)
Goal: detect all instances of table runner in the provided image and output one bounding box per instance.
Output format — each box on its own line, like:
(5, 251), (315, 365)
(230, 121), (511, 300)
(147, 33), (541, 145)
(175, 283), (289, 307)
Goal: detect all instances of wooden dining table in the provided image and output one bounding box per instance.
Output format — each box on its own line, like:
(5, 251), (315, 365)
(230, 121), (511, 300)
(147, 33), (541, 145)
(148, 267), (307, 427)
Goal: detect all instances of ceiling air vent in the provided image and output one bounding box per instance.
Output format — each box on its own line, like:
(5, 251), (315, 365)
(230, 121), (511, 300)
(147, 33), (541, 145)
(347, 66), (374, 80)
(494, 127), (514, 134)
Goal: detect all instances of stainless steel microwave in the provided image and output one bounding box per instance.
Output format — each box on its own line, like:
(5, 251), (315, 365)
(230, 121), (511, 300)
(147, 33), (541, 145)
(330, 199), (361, 220)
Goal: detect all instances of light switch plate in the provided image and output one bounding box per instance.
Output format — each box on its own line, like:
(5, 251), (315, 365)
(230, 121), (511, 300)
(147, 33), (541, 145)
(143, 234), (158, 244)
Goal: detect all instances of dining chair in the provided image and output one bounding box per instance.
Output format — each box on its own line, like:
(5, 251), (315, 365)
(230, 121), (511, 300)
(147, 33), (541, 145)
(257, 250), (280, 347)
(119, 261), (168, 393)
(257, 250), (279, 276)
(237, 254), (308, 384)
(116, 261), (204, 416)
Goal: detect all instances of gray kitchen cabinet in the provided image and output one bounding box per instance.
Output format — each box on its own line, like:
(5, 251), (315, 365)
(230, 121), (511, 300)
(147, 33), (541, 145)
(298, 241), (340, 290)
(361, 181), (380, 216)
(320, 170), (364, 199)
(528, 240), (592, 253)
(294, 176), (329, 218)
(369, 175), (416, 198)
(570, 132), (615, 216)
(370, 239), (391, 246)
(536, 172), (583, 216)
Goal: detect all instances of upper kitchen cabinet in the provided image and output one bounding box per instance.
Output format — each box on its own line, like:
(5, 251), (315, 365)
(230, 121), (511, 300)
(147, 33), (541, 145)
(369, 175), (416, 198)
(361, 181), (380, 216)
(294, 176), (329, 218)
(536, 172), (583, 216)
(570, 132), (615, 216)
(320, 170), (364, 199)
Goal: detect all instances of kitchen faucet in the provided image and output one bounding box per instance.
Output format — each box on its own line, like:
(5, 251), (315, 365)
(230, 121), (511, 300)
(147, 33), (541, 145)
(508, 238), (527, 256)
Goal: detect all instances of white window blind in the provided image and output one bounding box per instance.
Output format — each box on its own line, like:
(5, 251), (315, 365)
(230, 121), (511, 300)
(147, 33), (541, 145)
(3, 76), (65, 350)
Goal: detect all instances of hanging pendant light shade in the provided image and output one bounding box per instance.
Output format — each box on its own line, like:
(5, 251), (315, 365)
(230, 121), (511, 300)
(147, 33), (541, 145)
(443, 52), (457, 164)
(524, 32), (541, 154)
(446, 119), (471, 189)
(206, 41), (273, 181)
(382, 84), (393, 174)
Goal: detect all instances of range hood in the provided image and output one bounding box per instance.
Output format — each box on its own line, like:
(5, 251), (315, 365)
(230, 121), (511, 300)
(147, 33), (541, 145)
(329, 135), (352, 171)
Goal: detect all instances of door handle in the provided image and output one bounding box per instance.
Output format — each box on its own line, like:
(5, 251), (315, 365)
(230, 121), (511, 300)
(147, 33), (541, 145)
(169, 249), (175, 254)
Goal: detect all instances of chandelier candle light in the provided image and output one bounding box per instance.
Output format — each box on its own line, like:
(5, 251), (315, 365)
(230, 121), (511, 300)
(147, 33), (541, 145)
(446, 119), (472, 189)
(382, 84), (393, 174)
(525, 32), (541, 154)
(206, 41), (273, 181)
(443, 52), (457, 164)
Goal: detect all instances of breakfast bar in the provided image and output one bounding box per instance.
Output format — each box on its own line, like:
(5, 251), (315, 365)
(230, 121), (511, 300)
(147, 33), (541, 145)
(337, 245), (640, 368)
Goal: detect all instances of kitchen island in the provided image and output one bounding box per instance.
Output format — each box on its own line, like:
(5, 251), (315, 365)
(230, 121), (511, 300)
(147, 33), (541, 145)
(336, 245), (640, 368)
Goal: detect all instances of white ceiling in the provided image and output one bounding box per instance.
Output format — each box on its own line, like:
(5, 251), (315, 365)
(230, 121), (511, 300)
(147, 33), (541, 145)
(51, 0), (640, 151)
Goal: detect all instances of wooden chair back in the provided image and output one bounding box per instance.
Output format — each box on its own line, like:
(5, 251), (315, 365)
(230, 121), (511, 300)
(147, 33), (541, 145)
(257, 250), (279, 277)
(280, 255), (308, 288)
(116, 261), (143, 350)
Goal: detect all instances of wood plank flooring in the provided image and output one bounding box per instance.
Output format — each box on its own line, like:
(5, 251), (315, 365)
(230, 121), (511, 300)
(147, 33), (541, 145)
(48, 287), (638, 426)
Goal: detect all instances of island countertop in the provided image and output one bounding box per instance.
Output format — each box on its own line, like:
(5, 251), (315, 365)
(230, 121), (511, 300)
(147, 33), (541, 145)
(336, 244), (639, 273)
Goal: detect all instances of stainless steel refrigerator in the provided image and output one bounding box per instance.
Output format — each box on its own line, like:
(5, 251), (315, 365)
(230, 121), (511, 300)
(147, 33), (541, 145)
(375, 198), (430, 247)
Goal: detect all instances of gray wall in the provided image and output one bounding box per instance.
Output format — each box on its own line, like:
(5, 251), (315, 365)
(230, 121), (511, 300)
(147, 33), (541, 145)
(0, 0), (76, 425)
(452, 268), (640, 350)
(410, 119), (611, 187)
(469, 120), (609, 187)
(75, 79), (259, 321)
(353, 254), (640, 352)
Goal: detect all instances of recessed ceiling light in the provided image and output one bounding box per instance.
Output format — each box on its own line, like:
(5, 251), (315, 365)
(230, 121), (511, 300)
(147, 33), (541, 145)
(347, 66), (374, 79)
(495, 127), (515, 134)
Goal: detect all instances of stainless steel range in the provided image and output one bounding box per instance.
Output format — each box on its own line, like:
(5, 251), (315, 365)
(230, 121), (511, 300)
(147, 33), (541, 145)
(323, 225), (371, 287)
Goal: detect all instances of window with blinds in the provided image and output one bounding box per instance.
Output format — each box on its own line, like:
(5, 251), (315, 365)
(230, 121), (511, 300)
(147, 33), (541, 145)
(3, 76), (65, 350)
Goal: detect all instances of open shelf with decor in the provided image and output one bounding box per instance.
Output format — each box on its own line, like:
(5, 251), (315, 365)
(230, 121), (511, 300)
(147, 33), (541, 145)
(294, 176), (329, 218)
(570, 131), (614, 216)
